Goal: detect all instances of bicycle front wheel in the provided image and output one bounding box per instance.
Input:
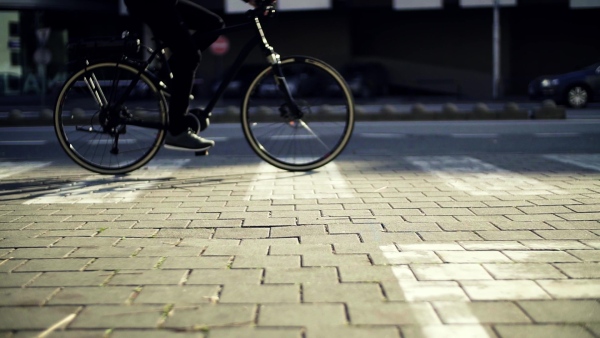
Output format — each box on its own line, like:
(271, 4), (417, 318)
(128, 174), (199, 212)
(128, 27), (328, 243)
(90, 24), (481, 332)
(241, 56), (355, 171)
(54, 61), (167, 175)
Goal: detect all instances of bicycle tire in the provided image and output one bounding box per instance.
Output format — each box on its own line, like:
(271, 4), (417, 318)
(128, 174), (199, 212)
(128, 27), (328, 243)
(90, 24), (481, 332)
(54, 61), (167, 175)
(241, 56), (355, 171)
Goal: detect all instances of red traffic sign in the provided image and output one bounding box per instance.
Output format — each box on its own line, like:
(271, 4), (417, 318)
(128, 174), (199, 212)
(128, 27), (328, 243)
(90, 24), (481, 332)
(210, 36), (230, 56)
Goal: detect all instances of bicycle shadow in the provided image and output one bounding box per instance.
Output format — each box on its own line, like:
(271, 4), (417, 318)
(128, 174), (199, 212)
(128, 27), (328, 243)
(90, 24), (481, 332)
(0, 169), (312, 203)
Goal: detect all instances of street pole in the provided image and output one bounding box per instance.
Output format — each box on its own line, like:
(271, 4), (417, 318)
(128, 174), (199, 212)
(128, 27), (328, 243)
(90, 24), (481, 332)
(493, 0), (500, 99)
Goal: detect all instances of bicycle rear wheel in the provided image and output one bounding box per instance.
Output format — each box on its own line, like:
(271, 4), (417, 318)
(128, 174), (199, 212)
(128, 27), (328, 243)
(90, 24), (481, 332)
(241, 56), (355, 171)
(54, 61), (167, 175)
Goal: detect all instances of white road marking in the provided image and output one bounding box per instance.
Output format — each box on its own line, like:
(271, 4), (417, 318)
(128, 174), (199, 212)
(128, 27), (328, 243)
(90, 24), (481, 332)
(245, 160), (351, 200)
(360, 133), (406, 139)
(544, 154), (600, 172)
(451, 133), (498, 138)
(0, 161), (51, 179)
(0, 140), (48, 146)
(406, 156), (566, 195)
(535, 133), (580, 138)
(380, 244), (492, 338)
(25, 159), (190, 204)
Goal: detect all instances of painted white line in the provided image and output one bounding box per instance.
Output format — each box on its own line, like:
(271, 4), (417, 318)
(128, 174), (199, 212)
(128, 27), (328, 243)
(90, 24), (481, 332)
(535, 133), (580, 138)
(360, 133), (406, 139)
(245, 160), (352, 200)
(451, 134), (498, 138)
(0, 140), (48, 146)
(0, 161), (51, 179)
(25, 159), (190, 204)
(380, 244), (492, 338)
(406, 156), (566, 195)
(544, 154), (600, 172)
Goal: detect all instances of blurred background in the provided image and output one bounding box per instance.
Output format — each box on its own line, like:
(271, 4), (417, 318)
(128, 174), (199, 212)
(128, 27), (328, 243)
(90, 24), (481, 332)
(0, 0), (599, 108)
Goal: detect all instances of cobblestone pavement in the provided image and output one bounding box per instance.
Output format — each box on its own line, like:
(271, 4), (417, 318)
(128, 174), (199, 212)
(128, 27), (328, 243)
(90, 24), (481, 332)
(0, 153), (599, 338)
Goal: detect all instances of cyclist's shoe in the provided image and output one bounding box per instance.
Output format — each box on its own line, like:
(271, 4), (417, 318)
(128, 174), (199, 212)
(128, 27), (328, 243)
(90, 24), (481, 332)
(164, 129), (215, 152)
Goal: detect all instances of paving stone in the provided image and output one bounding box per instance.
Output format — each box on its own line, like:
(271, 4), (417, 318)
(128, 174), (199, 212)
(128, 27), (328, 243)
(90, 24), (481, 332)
(537, 279), (600, 298)
(411, 264), (493, 281)
(436, 250), (511, 263)
(536, 230), (599, 240)
(520, 240), (591, 250)
(29, 271), (112, 287)
(202, 245), (268, 256)
(0, 272), (38, 288)
(419, 232), (482, 241)
(136, 247), (203, 257)
(401, 324), (497, 338)
(259, 304), (346, 326)
(108, 270), (188, 286)
(53, 237), (120, 247)
(348, 302), (440, 325)
(134, 285), (220, 304)
(433, 301), (530, 324)
(220, 284), (299, 303)
(269, 243), (332, 255)
(300, 234), (361, 244)
(185, 268), (263, 285)
(518, 300), (600, 323)
(555, 262), (600, 278)
(0, 238), (62, 248)
(270, 225), (327, 238)
(459, 241), (528, 251)
(476, 231), (541, 241)
(568, 249), (600, 261)
(69, 247), (138, 258)
(382, 251), (442, 264)
(14, 258), (92, 272)
(86, 257), (161, 271)
(69, 305), (163, 329)
(307, 326), (401, 338)
(502, 250), (581, 263)
(99, 329), (201, 338)
(164, 304), (258, 329)
(386, 280), (469, 302)
(483, 263), (567, 279)
(4, 247), (74, 259)
(232, 255), (299, 268)
(0, 287), (58, 306)
(160, 256), (232, 269)
(188, 219), (243, 228)
(495, 324), (595, 338)
(492, 221), (554, 230)
(302, 253), (371, 267)
(396, 242), (464, 251)
(49, 286), (135, 305)
(206, 327), (302, 338)
(95, 229), (159, 238)
(461, 280), (551, 300)
(303, 283), (384, 302)
(0, 306), (80, 330)
(264, 267), (337, 284)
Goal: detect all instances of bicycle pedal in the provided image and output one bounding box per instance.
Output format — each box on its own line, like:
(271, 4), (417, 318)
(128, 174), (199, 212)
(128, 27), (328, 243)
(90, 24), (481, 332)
(189, 108), (211, 132)
(195, 150), (209, 156)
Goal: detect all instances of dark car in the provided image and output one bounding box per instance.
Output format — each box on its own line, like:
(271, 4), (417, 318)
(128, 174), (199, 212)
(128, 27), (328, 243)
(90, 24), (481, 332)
(529, 62), (600, 108)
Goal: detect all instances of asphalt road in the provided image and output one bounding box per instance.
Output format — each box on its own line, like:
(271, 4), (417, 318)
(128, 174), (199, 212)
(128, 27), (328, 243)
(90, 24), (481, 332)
(1, 116), (599, 169)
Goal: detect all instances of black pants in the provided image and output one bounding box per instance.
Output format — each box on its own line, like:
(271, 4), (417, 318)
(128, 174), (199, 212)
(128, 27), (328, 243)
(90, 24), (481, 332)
(124, 0), (224, 135)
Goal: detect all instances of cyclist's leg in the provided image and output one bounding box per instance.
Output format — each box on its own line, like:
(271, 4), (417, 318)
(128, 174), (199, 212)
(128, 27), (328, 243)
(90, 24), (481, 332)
(177, 0), (225, 51)
(125, 0), (198, 135)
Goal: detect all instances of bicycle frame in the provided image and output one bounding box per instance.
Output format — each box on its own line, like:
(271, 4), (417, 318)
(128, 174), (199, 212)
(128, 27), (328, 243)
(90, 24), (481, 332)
(116, 10), (295, 130)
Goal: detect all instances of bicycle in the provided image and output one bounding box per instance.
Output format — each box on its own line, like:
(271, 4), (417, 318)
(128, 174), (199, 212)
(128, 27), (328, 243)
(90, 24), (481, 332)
(54, 0), (355, 175)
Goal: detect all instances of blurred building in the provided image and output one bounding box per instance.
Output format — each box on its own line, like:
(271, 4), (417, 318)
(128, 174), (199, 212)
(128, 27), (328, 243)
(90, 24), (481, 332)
(0, 0), (598, 99)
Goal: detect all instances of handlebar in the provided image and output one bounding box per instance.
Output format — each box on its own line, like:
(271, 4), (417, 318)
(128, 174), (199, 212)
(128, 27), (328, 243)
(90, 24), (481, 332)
(246, 0), (277, 18)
